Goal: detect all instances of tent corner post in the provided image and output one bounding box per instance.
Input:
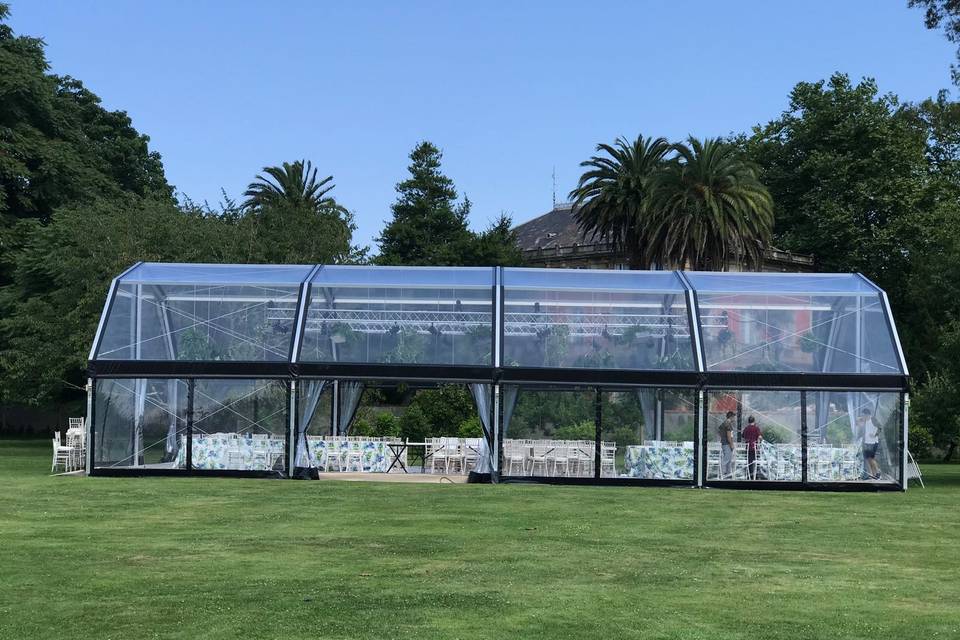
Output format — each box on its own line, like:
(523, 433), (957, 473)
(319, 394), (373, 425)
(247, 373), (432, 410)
(695, 389), (705, 488)
(288, 380), (297, 478)
(85, 377), (94, 474)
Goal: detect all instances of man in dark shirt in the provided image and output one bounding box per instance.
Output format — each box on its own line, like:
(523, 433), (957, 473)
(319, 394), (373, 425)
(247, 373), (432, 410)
(742, 415), (763, 480)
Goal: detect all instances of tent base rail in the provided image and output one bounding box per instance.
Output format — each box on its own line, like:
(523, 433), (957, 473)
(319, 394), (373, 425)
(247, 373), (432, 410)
(500, 476), (695, 488)
(88, 468), (286, 479)
(703, 480), (904, 492)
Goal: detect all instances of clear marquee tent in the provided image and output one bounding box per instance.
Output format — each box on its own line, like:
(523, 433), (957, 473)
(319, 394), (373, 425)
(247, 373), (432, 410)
(85, 262), (911, 490)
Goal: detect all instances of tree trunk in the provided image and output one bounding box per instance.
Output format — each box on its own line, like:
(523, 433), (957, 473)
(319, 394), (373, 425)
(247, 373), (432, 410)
(943, 441), (957, 463)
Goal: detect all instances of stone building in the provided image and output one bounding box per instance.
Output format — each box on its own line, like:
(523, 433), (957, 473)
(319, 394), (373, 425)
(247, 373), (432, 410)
(514, 202), (814, 272)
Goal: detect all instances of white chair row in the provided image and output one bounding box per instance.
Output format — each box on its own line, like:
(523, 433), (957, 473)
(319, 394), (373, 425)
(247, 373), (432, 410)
(706, 442), (861, 481)
(317, 435), (395, 442)
(707, 442), (767, 480)
(503, 439), (617, 477)
(202, 432), (282, 440)
(427, 438), (482, 474)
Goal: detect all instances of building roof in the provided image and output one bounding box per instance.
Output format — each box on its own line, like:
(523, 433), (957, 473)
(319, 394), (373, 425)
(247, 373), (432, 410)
(513, 202), (600, 251)
(512, 203), (815, 269)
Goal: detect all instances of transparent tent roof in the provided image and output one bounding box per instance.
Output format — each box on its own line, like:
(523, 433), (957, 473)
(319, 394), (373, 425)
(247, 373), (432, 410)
(311, 265), (493, 288)
(300, 266), (496, 366)
(91, 263), (907, 377)
(95, 263), (311, 362)
(120, 262), (314, 285)
(502, 268), (694, 371)
(687, 271), (902, 375)
(685, 272), (877, 295)
(503, 267), (684, 292)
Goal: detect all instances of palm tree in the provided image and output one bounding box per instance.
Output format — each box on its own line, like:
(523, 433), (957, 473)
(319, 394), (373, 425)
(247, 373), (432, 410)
(568, 135), (671, 269)
(242, 160), (336, 212)
(645, 137), (773, 270)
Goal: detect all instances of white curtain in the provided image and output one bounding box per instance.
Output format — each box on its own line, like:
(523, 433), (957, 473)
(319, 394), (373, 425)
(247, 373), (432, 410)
(164, 379), (180, 459)
(814, 393), (830, 444)
(133, 378), (147, 467)
(295, 380), (327, 468)
(846, 392), (859, 439)
(502, 385), (519, 437)
(636, 388), (657, 441)
(469, 383), (493, 474)
(339, 381), (365, 435)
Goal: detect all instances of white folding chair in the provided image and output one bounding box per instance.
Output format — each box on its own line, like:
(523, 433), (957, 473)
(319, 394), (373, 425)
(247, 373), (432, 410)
(226, 449), (244, 469)
(733, 442), (750, 479)
(548, 445), (570, 477)
(323, 442), (345, 472)
(504, 441), (526, 475)
(443, 439), (465, 474)
(463, 439), (479, 471)
(51, 433), (73, 472)
(577, 442), (595, 477)
(600, 442), (616, 477)
(344, 442), (364, 472)
(428, 438), (445, 474)
(706, 443), (721, 479)
(567, 444), (582, 477)
(529, 442), (549, 476)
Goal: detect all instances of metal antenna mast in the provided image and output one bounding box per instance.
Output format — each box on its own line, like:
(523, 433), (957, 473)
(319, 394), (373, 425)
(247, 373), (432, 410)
(552, 166), (556, 209)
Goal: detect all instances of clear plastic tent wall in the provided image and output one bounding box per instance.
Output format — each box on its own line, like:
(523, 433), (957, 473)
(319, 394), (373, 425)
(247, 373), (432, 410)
(686, 272), (902, 375)
(86, 263), (909, 490)
(299, 266), (495, 366)
(95, 263), (313, 362)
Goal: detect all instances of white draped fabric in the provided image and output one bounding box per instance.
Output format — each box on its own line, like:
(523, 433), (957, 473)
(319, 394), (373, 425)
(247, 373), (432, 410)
(468, 383), (493, 474)
(636, 389), (658, 441)
(133, 378), (147, 466)
(164, 379), (179, 460)
(339, 381), (365, 436)
(295, 380), (327, 468)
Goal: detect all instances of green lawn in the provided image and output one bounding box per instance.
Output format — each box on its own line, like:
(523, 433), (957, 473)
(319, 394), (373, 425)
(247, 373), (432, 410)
(1, 440), (958, 640)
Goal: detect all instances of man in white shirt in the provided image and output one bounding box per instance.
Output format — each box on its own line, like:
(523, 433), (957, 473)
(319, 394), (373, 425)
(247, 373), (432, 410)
(858, 408), (881, 480)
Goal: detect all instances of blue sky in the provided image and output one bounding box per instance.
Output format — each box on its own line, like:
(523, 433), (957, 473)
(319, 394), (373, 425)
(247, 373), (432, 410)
(8, 1), (955, 252)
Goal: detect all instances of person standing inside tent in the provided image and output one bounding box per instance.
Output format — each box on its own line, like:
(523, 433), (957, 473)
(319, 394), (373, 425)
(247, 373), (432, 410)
(719, 411), (735, 479)
(858, 407), (881, 480)
(742, 415), (763, 480)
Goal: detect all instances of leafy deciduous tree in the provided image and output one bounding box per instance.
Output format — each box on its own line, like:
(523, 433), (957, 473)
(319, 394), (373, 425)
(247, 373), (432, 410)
(910, 0), (960, 85)
(0, 196), (220, 403)
(0, 2), (170, 229)
(741, 73), (934, 369)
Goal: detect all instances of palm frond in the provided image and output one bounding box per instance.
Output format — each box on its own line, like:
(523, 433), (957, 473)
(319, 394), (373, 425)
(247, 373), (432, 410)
(241, 159), (338, 213)
(645, 137), (773, 270)
(568, 134), (671, 267)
